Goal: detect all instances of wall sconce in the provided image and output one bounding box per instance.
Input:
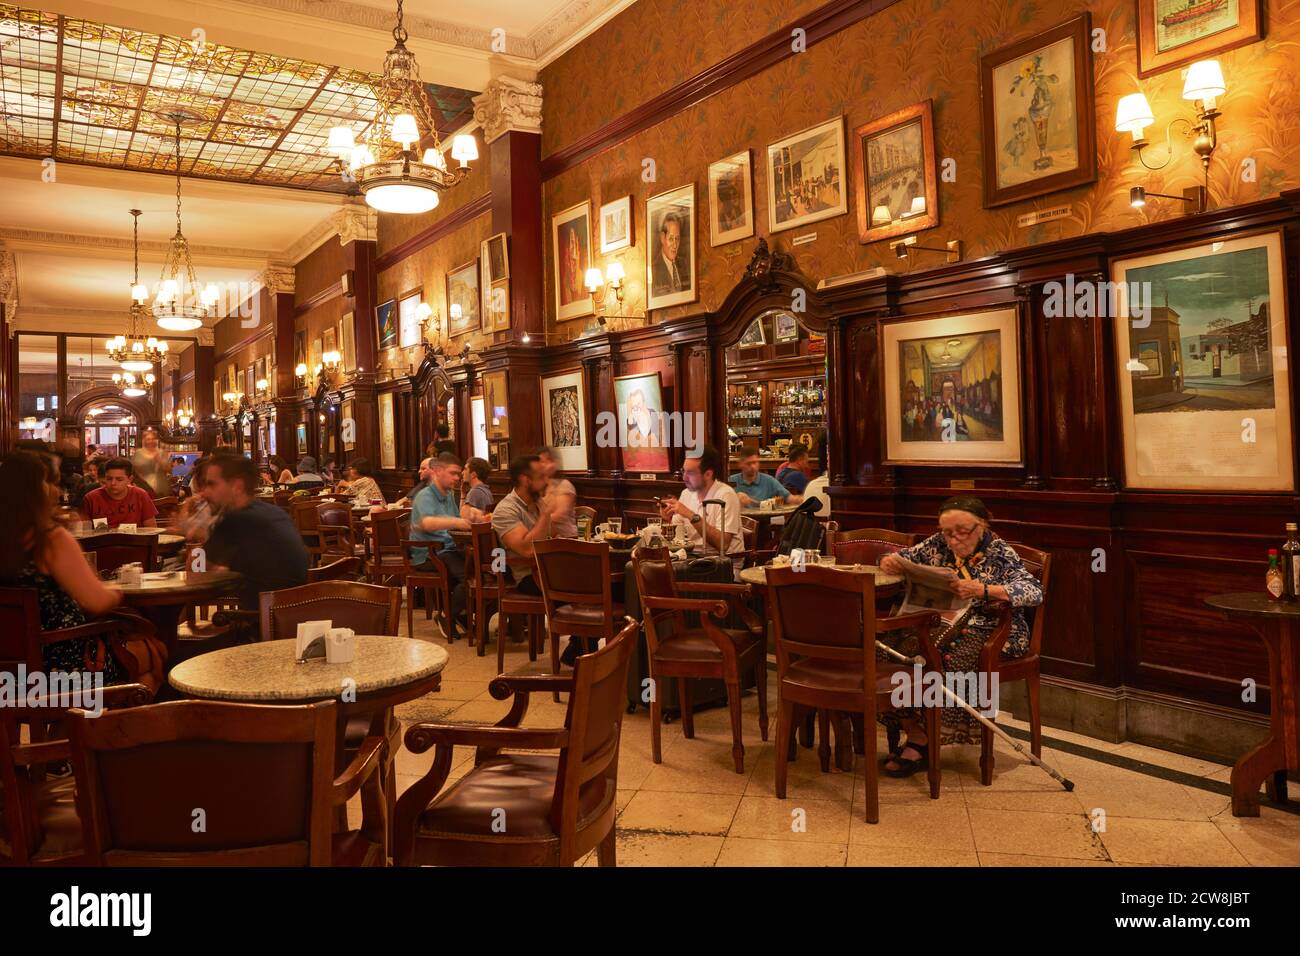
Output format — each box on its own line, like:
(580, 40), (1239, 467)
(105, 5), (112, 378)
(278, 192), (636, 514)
(585, 262), (626, 311)
(255, 377), (269, 397)
(1115, 59), (1224, 213)
(321, 351), (341, 371)
(891, 235), (962, 263)
(294, 362), (308, 386)
(415, 301), (437, 339)
(1129, 184), (1207, 212)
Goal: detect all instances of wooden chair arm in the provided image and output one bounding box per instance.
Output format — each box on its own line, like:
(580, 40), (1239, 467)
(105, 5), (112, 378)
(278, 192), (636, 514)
(878, 611), (945, 671)
(640, 595), (728, 619)
(332, 734), (385, 806)
(403, 722), (569, 754)
(677, 582), (763, 632)
(977, 604), (1015, 670)
(23, 682), (153, 715)
(36, 618), (124, 647)
(487, 673), (574, 700)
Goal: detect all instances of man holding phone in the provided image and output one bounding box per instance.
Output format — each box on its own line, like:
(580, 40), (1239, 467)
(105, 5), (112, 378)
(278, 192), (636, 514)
(658, 445), (744, 572)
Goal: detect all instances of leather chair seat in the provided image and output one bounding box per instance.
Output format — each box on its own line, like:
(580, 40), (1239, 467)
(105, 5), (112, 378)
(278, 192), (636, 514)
(784, 659), (914, 695)
(654, 626), (759, 663)
(417, 753), (610, 839)
(551, 602), (626, 630)
(0, 774), (83, 862)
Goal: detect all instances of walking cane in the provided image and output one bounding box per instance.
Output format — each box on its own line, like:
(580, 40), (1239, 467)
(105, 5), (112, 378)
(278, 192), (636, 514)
(875, 639), (1075, 791)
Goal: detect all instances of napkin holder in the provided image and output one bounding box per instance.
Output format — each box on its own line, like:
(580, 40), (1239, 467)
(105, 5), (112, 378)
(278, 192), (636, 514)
(92, 518), (108, 529)
(295, 620), (331, 663)
(325, 627), (356, 664)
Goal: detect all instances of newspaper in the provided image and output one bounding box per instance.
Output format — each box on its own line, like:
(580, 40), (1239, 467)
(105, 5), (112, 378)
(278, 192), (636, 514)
(892, 556), (973, 638)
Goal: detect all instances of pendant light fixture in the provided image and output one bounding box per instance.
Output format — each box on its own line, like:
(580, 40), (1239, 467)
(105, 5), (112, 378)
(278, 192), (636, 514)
(107, 209), (168, 373)
(328, 0), (477, 214)
(154, 112), (220, 331)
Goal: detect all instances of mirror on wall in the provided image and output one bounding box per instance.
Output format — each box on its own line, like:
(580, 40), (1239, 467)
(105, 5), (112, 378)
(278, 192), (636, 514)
(724, 308), (828, 483)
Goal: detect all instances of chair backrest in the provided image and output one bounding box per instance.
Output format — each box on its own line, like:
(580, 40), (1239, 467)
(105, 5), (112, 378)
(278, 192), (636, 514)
(290, 498), (321, 533)
(1, 683), (153, 865)
(317, 500), (353, 528)
(258, 580), (401, 642)
(550, 619), (637, 865)
(739, 515), (757, 561)
(153, 496), (179, 521)
(79, 532), (159, 574)
(466, 520), (508, 594)
(307, 557), (362, 583)
(68, 699), (341, 866)
(0, 587), (44, 675)
(369, 508), (408, 551)
(766, 564), (877, 692)
(533, 539), (615, 633)
(830, 527), (918, 567)
(629, 547), (683, 646)
(1007, 542), (1051, 656)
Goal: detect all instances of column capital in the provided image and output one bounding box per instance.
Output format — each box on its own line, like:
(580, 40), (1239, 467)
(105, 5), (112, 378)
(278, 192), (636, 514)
(335, 204), (378, 246)
(261, 265), (296, 296)
(196, 327), (215, 347)
(0, 246), (17, 321)
(472, 75), (543, 144)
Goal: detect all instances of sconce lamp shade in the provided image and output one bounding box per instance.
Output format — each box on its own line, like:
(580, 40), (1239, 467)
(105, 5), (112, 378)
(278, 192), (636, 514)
(605, 261), (625, 284)
(1115, 93), (1154, 136)
(585, 267), (603, 292)
(1182, 60), (1225, 103)
(327, 126), (355, 158)
(451, 134), (478, 165)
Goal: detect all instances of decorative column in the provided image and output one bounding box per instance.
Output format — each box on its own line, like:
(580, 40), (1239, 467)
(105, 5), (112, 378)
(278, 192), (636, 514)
(336, 205), (381, 471)
(474, 75), (544, 344)
(0, 246), (15, 454)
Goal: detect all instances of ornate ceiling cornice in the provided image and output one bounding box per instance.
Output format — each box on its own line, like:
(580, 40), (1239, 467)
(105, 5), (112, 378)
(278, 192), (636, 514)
(0, 227), (270, 262)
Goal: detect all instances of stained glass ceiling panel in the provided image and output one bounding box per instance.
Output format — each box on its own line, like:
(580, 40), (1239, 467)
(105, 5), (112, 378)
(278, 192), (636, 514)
(0, 3), (477, 194)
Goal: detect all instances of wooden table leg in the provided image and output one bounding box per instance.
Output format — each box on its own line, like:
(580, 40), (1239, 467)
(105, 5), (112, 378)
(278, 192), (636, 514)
(1232, 619), (1300, 816)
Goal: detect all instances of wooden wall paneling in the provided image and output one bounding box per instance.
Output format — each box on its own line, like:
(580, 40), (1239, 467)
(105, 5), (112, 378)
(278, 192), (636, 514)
(491, 131), (545, 341)
(349, 239), (379, 375)
(1016, 283), (1045, 489)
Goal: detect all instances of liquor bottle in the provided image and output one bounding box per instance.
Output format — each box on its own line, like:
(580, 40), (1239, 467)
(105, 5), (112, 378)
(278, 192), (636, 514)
(1284, 523), (1300, 602)
(1267, 550), (1284, 601)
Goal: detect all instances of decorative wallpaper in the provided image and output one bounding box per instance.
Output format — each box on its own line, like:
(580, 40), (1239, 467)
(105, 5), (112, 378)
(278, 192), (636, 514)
(540, 0), (1300, 332)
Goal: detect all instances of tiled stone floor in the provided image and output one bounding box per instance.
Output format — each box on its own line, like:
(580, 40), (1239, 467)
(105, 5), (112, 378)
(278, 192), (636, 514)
(369, 616), (1300, 867)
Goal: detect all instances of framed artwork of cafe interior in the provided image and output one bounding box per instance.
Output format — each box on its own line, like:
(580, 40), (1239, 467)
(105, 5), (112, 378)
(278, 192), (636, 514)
(612, 370), (670, 473)
(446, 260), (480, 336)
(341, 312), (356, 371)
(766, 116), (848, 233)
(553, 200), (594, 322)
(707, 149), (754, 246)
(375, 298), (397, 351)
(377, 391), (396, 470)
(1112, 230), (1294, 492)
(540, 370), (588, 472)
(979, 14), (1096, 208)
(645, 183), (697, 311)
(1137, 0), (1263, 77)
(853, 99), (939, 244)
(881, 307), (1023, 467)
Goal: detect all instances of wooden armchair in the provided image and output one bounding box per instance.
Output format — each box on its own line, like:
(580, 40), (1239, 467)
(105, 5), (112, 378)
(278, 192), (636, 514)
(308, 556), (363, 583)
(0, 683), (154, 865)
(533, 539), (625, 700)
(739, 515), (758, 568)
(974, 542), (1051, 785)
(366, 509), (412, 588)
(290, 498), (325, 565)
(79, 532), (159, 574)
(393, 620), (637, 867)
(318, 500), (366, 567)
(631, 548), (767, 773)
(398, 520), (454, 641)
(152, 496), (179, 522)
(574, 505), (597, 530)
(67, 700), (387, 866)
(766, 564), (943, 820)
(465, 521), (545, 665)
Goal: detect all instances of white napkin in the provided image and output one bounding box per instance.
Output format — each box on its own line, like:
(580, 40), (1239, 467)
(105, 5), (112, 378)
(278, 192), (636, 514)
(92, 518), (108, 529)
(295, 620), (331, 660)
(672, 549), (687, 562)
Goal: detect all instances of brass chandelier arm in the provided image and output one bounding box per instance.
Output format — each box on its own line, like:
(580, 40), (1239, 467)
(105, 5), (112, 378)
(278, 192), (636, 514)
(1134, 117), (1194, 172)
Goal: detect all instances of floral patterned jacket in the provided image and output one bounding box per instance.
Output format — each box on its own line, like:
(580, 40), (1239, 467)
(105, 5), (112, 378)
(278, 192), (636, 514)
(896, 532), (1044, 656)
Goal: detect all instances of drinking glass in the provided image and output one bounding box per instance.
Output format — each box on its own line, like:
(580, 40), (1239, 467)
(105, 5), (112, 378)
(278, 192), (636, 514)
(608, 517), (622, 535)
(805, 549), (821, 566)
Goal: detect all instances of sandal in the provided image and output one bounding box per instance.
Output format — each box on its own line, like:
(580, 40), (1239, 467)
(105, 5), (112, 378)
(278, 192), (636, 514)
(883, 742), (928, 778)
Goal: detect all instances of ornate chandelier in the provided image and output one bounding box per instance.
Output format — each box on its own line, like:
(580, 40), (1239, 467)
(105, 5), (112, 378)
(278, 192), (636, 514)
(108, 209), (169, 373)
(328, 0), (477, 214)
(154, 113), (219, 332)
(112, 370), (155, 398)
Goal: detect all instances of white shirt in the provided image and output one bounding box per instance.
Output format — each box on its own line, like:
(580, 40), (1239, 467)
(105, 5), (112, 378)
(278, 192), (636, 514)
(671, 479), (744, 560)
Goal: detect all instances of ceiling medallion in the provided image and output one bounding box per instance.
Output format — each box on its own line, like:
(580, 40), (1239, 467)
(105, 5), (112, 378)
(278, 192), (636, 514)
(328, 0), (477, 215)
(153, 109), (220, 331)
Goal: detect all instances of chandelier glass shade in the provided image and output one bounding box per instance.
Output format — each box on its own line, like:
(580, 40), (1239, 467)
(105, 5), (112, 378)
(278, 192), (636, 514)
(154, 115), (219, 332)
(112, 370), (155, 398)
(109, 209), (169, 372)
(328, 0), (477, 215)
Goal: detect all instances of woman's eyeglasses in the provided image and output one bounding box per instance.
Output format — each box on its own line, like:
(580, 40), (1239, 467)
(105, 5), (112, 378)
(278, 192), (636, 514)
(940, 524), (980, 540)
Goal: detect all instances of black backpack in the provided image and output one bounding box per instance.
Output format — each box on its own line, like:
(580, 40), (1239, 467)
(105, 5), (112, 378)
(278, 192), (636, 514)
(776, 499), (827, 555)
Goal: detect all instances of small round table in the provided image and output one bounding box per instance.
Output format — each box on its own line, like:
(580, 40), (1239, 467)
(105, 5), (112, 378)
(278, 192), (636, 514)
(738, 562), (904, 590)
(113, 570), (243, 654)
(1206, 592), (1300, 817)
(740, 504), (799, 549)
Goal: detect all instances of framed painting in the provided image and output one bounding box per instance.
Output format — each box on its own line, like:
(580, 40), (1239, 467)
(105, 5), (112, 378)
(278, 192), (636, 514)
(612, 371), (671, 473)
(470, 395), (489, 461)
(322, 326), (336, 357)
(1112, 230), (1293, 492)
(488, 278), (510, 332)
(1138, 0), (1262, 77)
(446, 259), (480, 336)
(375, 298), (397, 351)
(774, 311), (800, 344)
(980, 14), (1096, 208)
(707, 149), (754, 247)
(765, 116), (848, 233)
(645, 183), (697, 311)
(398, 287), (422, 348)
(881, 308), (1024, 467)
(540, 370), (588, 472)
(377, 391), (396, 470)
(341, 398), (356, 451)
(294, 329), (306, 370)
(341, 311), (355, 371)
(310, 336), (322, 375)
(552, 200), (593, 322)
(738, 317), (767, 348)
(296, 422), (307, 455)
(484, 232), (509, 282)
(853, 100), (939, 244)
(599, 195), (632, 253)
(483, 370), (509, 441)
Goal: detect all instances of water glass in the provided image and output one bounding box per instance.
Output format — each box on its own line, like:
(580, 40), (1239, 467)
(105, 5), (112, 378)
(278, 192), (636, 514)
(608, 517), (622, 535)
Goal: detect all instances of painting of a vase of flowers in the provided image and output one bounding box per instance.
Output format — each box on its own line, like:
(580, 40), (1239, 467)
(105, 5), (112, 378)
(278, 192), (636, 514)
(980, 15), (1097, 207)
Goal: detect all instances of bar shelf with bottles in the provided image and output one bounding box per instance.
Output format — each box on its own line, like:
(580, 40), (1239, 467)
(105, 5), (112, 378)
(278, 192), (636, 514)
(726, 375), (826, 472)
(727, 381), (763, 438)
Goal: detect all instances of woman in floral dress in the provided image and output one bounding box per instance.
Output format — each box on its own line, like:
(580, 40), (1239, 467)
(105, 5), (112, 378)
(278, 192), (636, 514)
(876, 496), (1043, 776)
(0, 450), (125, 682)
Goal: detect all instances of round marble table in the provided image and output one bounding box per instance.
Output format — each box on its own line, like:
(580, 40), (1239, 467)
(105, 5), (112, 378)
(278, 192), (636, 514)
(1206, 592), (1300, 816)
(740, 504), (800, 549)
(738, 562), (903, 589)
(111, 570), (243, 654)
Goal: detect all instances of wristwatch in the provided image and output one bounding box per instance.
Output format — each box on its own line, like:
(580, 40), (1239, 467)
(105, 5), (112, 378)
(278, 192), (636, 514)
(689, 513), (703, 525)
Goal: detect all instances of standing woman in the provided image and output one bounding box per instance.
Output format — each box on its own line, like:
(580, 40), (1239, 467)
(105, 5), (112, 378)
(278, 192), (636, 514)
(876, 496), (1042, 776)
(0, 451), (125, 681)
(132, 427), (171, 497)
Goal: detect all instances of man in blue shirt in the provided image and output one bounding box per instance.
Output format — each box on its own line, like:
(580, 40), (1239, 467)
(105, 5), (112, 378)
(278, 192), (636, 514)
(411, 452), (472, 637)
(729, 448), (799, 506)
(776, 444), (812, 496)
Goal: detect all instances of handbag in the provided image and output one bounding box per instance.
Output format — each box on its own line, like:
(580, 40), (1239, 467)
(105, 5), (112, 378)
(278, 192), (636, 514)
(81, 607), (169, 694)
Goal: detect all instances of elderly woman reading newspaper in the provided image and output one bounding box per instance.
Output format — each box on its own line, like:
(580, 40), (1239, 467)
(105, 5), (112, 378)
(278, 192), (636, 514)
(875, 495), (1043, 777)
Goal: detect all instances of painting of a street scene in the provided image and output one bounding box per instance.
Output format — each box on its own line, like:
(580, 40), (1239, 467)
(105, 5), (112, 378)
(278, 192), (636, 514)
(766, 117), (847, 232)
(898, 331), (1004, 442)
(1126, 245), (1275, 415)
